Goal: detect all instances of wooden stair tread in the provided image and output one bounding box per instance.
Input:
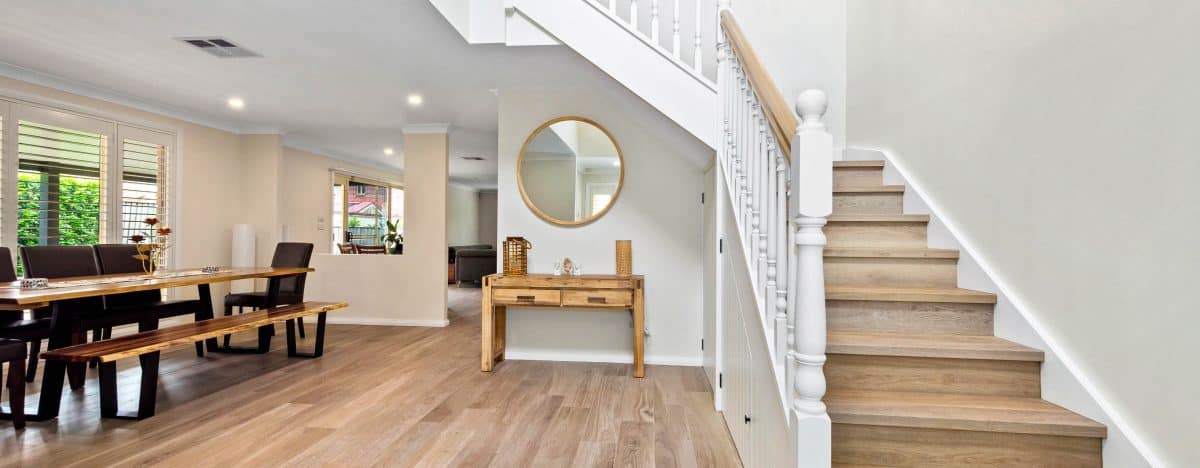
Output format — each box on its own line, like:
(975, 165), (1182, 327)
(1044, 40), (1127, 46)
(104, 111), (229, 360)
(833, 160), (885, 168)
(827, 390), (1107, 438)
(833, 185), (905, 193)
(826, 285), (997, 304)
(828, 331), (1044, 361)
(828, 214), (929, 223)
(825, 247), (959, 259)
(41, 301), (347, 363)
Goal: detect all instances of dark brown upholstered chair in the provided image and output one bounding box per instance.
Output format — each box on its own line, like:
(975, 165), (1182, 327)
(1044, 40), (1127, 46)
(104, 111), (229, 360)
(223, 243), (314, 343)
(93, 244), (207, 357)
(20, 246), (150, 352)
(0, 247), (49, 383)
(354, 244), (386, 254)
(0, 338), (26, 429)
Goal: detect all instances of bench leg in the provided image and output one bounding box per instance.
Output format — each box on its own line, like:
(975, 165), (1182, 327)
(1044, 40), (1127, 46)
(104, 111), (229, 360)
(214, 324), (273, 354)
(98, 351), (161, 420)
(297, 317), (306, 339)
(286, 312), (326, 358)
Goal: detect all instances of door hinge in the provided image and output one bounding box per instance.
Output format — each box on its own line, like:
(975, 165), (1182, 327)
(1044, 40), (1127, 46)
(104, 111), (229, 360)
(700, 338), (704, 350)
(718, 373), (723, 388)
(701, 192), (705, 204)
(719, 238), (723, 253)
(744, 415), (751, 424)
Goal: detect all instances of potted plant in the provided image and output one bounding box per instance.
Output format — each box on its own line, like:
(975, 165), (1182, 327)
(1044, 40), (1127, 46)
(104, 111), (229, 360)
(380, 219), (403, 255)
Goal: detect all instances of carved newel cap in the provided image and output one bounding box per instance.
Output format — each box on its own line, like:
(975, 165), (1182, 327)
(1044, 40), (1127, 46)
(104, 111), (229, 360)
(796, 89), (828, 130)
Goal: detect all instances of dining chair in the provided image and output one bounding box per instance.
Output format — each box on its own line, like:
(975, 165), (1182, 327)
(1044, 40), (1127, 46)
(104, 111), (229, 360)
(0, 247), (49, 382)
(20, 245), (151, 347)
(223, 242), (314, 344)
(337, 243), (356, 254)
(93, 244), (208, 357)
(355, 244), (386, 254)
(0, 338), (26, 429)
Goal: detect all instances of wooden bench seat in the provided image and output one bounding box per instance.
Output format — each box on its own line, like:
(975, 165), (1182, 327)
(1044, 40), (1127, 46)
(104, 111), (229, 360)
(41, 301), (347, 419)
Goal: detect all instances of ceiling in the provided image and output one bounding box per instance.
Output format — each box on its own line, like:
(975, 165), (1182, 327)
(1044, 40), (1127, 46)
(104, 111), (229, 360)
(0, 0), (610, 189)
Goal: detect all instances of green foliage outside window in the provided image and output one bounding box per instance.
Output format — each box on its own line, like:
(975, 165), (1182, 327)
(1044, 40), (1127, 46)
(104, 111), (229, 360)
(17, 172), (102, 246)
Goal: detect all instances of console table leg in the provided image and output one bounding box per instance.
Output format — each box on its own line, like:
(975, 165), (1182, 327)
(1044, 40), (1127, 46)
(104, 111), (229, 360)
(633, 283), (645, 378)
(494, 306), (506, 362)
(481, 287), (494, 372)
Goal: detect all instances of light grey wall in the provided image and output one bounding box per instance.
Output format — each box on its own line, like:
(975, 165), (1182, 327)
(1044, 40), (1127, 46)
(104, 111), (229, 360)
(846, 1), (1199, 465)
(447, 184), (480, 246)
(478, 190), (497, 247)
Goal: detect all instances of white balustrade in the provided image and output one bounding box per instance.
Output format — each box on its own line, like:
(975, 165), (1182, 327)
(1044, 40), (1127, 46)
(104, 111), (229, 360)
(584, 0), (715, 81)
(716, 3), (833, 463)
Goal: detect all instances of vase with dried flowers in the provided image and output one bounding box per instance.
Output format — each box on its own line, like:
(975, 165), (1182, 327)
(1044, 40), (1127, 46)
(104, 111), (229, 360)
(131, 217), (171, 275)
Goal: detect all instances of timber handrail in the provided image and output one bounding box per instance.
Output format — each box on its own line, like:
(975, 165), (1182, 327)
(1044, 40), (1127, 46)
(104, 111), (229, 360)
(720, 10), (799, 159)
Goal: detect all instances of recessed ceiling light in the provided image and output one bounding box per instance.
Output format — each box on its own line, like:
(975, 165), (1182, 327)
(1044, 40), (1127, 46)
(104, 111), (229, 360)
(407, 94), (423, 106)
(383, 147), (395, 155)
(227, 97), (245, 110)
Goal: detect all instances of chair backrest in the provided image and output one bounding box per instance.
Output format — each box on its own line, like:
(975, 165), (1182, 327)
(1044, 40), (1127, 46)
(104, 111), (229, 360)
(270, 242), (314, 296)
(0, 247), (16, 283)
(355, 244), (386, 255)
(93, 244), (162, 308)
(337, 244), (356, 254)
(20, 245), (104, 312)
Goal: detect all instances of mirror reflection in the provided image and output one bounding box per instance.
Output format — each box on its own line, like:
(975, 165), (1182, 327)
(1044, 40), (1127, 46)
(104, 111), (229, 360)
(518, 118), (623, 225)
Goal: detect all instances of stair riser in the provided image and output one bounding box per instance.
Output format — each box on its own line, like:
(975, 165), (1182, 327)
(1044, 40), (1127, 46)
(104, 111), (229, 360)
(833, 192), (903, 215)
(825, 257), (958, 288)
(832, 424), (1102, 468)
(828, 300), (994, 335)
(834, 167), (883, 186)
(826, 354), (1041, 398)
(826, 221), (928, 248)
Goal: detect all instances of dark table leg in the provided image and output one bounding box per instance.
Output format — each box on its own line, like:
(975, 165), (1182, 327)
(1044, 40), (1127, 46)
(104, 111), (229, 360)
(196, 283), (219, 352)
(33, 302), (71, 420)
(211, 278), (279, 354)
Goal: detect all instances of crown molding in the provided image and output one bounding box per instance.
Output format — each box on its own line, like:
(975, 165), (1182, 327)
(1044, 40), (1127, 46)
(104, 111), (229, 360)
(401, 123), (451, 134)
(0, 60), (246, 134)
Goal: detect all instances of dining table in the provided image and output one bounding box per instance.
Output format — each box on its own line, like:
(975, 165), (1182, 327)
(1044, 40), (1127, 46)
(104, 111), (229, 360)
(0, 266), (313, 421)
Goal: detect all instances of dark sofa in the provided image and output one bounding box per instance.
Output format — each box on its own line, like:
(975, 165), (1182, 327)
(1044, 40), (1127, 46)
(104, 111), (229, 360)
(450, 244), (496, 285)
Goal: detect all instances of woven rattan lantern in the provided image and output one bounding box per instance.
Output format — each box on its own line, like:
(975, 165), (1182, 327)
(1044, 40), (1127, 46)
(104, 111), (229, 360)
(502, 236), (532, 276)
(616, 240), (632, 276)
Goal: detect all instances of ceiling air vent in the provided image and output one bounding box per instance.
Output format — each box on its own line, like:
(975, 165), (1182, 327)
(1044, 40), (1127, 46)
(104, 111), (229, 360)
(177, 37), (260, 58)
(461, 156), (486, 161)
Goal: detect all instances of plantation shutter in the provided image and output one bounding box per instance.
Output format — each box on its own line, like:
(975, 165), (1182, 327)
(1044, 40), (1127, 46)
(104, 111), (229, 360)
(16, 119), (108, 248)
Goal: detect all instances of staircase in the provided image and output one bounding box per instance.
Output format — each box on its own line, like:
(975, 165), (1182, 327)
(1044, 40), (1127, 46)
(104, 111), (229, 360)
(823, 160), (1106, 466)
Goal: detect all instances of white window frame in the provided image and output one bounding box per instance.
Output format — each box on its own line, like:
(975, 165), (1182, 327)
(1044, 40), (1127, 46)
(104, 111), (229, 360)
(0, 95), (181, 268)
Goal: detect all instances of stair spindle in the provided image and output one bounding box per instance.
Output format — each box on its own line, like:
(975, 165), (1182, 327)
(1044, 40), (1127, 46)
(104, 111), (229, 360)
(630, 0), (639, 33)
(673, 0), (682, 56)
(651, 0), (660, 43)
(693, 0), (704, 72)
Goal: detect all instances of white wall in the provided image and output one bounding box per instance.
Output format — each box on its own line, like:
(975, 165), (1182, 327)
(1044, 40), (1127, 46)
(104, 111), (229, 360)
(497, 84), (711, 365)
(447, 184), (481, 246)
(846, 2), (1199, 465)
(729, 0), (846, 149)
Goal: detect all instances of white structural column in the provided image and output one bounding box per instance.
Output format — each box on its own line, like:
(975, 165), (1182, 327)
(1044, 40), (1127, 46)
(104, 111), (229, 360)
(788, 89), (833, 468)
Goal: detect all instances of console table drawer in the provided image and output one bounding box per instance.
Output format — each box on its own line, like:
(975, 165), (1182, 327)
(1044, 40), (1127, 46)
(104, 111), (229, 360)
(494, 288), (561, 306)
(562, 289), (633, 308)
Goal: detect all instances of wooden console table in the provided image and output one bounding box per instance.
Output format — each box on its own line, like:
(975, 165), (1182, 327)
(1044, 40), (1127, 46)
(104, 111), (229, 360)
(480, 273), (646, 378)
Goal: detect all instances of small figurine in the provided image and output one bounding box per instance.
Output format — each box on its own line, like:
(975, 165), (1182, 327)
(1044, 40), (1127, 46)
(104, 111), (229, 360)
(562, 257), (574, 276)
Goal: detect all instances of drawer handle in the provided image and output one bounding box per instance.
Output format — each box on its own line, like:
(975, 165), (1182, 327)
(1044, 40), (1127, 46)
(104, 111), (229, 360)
(587, 296), (607, 304)
(516, 295), (536, 302)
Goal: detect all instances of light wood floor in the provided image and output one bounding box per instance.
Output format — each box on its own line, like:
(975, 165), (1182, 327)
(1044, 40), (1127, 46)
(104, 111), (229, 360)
(0, 286), (740, 467)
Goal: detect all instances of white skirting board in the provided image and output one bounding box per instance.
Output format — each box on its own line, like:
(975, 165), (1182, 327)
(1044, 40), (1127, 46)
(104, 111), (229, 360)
(503, 349), (702, 367)
(844, 147), (1157, 468)
(325, 317), (450, 327)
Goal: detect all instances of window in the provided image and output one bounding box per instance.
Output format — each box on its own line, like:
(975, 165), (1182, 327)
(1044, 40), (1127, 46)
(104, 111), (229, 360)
(330, 171), (402, 253)
(0, 101), (174, 272)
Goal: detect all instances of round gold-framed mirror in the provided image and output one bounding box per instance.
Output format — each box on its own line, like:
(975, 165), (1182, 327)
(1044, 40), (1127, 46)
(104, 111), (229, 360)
(517, 117), (624, 226)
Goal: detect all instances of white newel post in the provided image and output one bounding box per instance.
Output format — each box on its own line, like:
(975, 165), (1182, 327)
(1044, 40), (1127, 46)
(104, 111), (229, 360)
(788, 89), (832, 467)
